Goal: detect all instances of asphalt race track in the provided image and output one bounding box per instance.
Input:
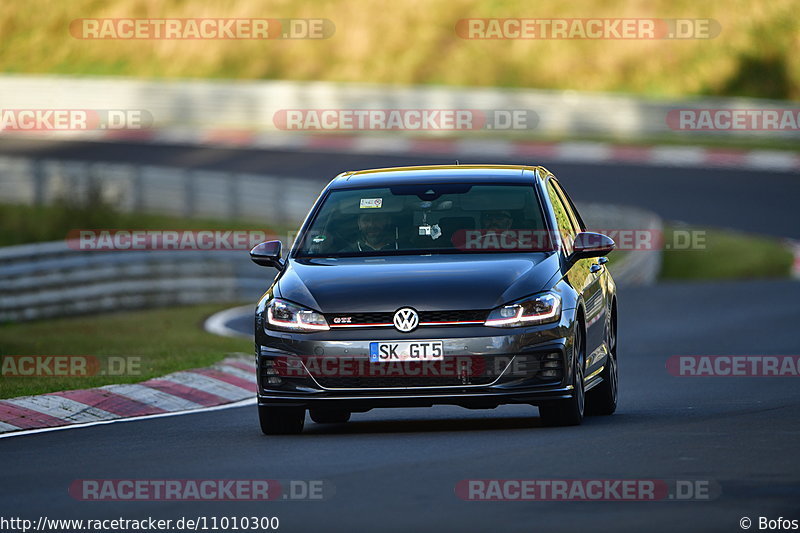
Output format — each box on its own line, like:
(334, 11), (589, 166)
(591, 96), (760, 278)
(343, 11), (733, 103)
(1, 138), (799, 532)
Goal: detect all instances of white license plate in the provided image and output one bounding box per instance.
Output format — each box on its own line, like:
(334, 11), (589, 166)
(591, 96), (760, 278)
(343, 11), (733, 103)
(369, 341), (444, 362)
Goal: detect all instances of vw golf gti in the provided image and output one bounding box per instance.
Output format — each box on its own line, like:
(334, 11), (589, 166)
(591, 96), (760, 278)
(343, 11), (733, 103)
(250, 165), (618, 434)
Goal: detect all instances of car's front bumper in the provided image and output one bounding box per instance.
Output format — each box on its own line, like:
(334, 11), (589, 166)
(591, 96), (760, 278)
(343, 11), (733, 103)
(257, 387), (574, 410)
(255, 320), (576, 410)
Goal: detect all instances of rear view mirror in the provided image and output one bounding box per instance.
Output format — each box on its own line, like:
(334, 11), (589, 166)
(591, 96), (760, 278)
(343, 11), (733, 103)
(570, 232), (615, 261)
(250, 240), (284, 269)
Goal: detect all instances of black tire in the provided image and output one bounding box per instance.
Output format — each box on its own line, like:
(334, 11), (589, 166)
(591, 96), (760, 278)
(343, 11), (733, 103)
(310, 409), (351, 424)
(259, 405), (305, 435)
(539, 323), (585, 427)
(586, 307), (618, 416)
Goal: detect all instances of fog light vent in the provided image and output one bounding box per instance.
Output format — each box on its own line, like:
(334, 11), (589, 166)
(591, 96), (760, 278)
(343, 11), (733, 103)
(261, 359), (283, 388)
(539, 369), (561, 378)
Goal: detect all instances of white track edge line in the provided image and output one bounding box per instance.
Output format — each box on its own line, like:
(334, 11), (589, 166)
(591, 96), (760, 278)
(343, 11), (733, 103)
(204, 304), (253, 339)
(0, 397), (256, 440)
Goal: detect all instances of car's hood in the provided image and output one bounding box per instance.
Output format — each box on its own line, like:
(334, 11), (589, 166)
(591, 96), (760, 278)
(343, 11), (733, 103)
(277, 253), (559, 312)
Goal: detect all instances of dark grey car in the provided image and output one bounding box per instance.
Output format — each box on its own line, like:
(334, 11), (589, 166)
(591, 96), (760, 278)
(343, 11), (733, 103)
(250, 165), (618, 434)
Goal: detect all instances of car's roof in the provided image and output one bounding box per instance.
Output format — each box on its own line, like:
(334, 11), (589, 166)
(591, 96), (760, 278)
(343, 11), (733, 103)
(329, 165), (548, 189)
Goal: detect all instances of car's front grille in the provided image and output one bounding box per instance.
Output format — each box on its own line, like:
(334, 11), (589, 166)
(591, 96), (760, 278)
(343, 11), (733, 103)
(314, 373), (496, 389)
(259, 352), (564, 391)
(420, 310), (487, 323)
(314, 376), (485, 388)
(326, 309), (488, 327)
(311, 356), (502, 389)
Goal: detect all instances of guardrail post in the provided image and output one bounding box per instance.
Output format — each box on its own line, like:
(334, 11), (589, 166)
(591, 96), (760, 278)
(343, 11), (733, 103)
(271, 177), (287, 225)
(82, 161), (93, 206)
(132, 165), (144, 212)
(32, 160), (46, 206)
(228, 172), (240, 219)
(184, 169), (195, 218)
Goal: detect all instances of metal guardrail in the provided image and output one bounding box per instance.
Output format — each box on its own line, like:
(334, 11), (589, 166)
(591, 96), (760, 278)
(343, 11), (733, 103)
(0, 155), (321, 225)
(0, 75), (797, 141)
(0, 155), (307, 322)
(0, 241), (274, 322)
(580, 203), (663, 286)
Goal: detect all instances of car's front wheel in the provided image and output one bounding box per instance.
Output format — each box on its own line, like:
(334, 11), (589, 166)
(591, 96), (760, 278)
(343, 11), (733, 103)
(539, 323), (585, 427)
(258, 405), (305, 435)
(586, 309), (617, 416)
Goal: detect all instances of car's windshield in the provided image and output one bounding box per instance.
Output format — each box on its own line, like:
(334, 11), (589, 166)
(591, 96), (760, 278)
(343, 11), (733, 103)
(293, 183), (555, 257)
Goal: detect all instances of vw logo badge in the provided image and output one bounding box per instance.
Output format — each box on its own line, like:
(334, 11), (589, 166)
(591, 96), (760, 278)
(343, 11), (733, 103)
(393, 307), (419, 332)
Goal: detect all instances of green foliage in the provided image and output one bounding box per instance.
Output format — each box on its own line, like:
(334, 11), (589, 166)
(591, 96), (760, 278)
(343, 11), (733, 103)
(660, 226), (793, 280)
(0, 303), (251, 399)
(1, 0), (798, 100)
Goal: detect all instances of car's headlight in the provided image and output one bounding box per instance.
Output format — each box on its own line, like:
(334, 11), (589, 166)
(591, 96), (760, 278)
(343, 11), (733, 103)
(266, 298), (329, 332)
(484, 292), (561, 327)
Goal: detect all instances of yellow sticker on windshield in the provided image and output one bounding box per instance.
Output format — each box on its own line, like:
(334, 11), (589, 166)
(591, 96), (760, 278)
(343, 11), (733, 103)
(360, 198), (383, 209)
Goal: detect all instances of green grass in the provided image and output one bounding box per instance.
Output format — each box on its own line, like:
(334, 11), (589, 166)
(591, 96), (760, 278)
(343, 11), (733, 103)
(0, 303), (252, 399)
(1, 0), (798, 101)
(660, 226), (793, 280)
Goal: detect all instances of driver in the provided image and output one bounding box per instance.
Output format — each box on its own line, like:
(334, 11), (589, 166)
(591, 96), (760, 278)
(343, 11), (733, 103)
(480, 210), (513, 231)
(344, 211), (398, 252)
(473, 210), (517, 251)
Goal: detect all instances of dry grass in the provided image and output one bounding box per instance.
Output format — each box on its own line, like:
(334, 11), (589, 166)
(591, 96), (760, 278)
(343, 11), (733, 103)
(1, 0), (798, 99)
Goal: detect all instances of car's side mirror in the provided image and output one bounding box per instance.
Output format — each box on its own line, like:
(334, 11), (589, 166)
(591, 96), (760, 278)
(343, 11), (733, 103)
(250, 240), (284, 269)
(569, 232), (615, 262)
